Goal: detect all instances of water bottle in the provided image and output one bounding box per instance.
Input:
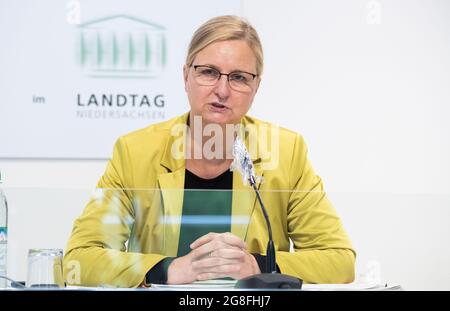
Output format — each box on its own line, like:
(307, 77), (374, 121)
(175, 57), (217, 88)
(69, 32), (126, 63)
(0, 186), (7, 288)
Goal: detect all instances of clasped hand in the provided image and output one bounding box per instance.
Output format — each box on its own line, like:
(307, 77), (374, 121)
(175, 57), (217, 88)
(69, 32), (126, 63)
(167, 232), (261, 284)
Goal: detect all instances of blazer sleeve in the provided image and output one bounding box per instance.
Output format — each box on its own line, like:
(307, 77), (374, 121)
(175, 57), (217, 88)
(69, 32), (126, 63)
(276, 134), (356, 284)
(63, 137), (167, 288)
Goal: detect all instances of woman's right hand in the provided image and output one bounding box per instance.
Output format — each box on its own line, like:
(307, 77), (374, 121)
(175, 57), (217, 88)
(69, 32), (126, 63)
(166, 252), (198, 284)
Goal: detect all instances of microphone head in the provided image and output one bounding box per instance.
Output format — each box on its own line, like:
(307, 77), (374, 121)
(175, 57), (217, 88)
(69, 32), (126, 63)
(230, 137), (257, 186)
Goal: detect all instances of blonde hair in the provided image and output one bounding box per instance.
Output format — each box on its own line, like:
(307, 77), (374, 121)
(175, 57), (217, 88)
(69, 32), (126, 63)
(186, 15), (264, 75)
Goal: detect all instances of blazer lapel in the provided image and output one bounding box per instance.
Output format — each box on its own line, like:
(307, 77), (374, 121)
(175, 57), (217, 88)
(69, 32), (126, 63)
(231, 121), (265, 242)
(157, 114), (189, 256)
(157, 168), (185, 256)
(231, 162), (264, 241)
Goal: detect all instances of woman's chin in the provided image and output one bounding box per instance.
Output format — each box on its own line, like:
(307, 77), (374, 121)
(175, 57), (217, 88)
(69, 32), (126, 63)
(202, 111), (237, 125)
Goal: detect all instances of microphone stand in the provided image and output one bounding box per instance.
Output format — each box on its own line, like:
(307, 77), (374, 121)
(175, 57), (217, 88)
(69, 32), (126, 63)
(234, 175), (303, 289)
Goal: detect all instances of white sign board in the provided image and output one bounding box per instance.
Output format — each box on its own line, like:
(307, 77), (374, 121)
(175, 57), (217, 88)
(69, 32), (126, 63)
(0, 0), (241, 158)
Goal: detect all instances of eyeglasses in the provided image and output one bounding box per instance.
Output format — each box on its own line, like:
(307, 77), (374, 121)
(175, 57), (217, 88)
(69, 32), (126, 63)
(191, 65), (258, 92)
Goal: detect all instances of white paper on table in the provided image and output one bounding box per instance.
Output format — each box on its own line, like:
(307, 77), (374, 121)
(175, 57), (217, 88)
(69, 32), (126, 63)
(66, 281), (401, 291)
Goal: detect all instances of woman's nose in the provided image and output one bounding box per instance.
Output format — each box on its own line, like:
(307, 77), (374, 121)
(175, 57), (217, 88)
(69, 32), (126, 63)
(214, 75), (231, 99)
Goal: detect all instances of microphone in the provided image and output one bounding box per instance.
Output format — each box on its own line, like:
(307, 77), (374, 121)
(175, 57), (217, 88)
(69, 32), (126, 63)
(231, 137), (302, 289)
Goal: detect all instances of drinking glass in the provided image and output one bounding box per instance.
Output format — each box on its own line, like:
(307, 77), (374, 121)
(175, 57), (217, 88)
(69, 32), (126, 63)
(26, 249), (64, 288)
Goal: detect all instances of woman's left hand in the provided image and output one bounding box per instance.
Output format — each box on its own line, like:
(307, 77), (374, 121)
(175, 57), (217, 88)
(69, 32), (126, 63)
(189, 232), (261, 281)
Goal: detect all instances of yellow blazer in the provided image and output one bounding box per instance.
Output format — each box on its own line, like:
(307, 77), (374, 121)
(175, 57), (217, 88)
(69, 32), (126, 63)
(64, 113), (356, 287)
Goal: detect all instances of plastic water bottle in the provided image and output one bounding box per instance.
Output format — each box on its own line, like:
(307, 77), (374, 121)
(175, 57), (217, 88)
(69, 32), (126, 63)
(0, 187), (7, 288)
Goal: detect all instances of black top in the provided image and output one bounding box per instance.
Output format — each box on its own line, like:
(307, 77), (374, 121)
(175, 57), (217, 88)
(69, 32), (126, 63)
(145, 169), (275, 285)
(184, 168), (233, 190)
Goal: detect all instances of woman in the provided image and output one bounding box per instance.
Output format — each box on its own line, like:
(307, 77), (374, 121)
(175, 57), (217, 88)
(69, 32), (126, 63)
(64, 15), (355, 287)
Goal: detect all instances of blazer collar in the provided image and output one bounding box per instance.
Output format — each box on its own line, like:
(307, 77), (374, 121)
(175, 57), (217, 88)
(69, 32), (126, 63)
(159, 113), (263, 173)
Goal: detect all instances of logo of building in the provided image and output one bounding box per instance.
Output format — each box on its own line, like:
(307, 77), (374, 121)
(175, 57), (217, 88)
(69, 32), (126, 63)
(77, 15), (166, 78)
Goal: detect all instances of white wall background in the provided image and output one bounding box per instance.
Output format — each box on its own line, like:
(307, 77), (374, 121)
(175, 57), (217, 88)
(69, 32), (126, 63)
(1, 0), (449, 290)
